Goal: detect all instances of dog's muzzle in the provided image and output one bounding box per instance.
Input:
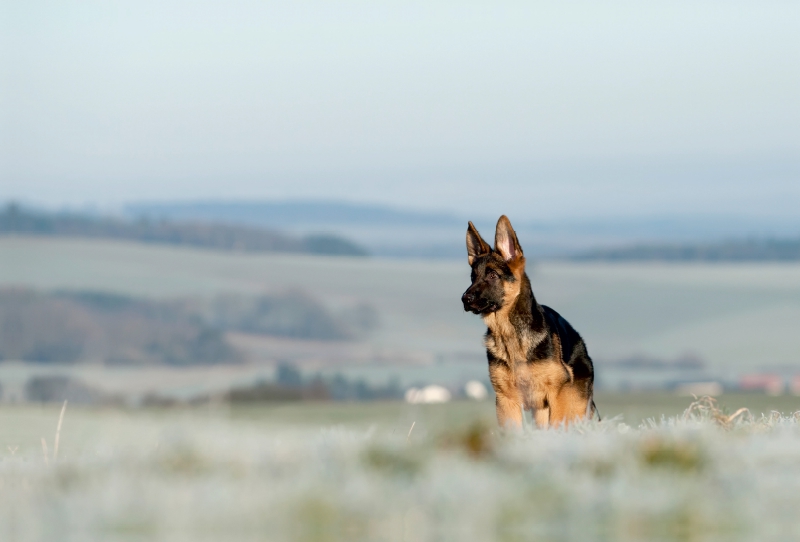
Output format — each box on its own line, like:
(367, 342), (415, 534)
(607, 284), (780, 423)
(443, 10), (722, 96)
(461, 292), (495, 314)
(461, 292), (476, 311)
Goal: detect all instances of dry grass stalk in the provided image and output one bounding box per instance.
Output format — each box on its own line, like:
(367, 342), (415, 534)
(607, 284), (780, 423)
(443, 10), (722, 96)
(407, 421), (416, 442)
(683, 395), (750, 429)
(53, 400), (67, 461)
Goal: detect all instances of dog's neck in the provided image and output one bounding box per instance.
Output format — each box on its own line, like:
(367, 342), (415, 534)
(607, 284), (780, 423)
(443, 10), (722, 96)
(482, 273), (547, 353)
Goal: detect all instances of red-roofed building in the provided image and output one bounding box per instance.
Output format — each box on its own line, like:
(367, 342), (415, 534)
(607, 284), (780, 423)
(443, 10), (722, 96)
(739, 374), (784, 395)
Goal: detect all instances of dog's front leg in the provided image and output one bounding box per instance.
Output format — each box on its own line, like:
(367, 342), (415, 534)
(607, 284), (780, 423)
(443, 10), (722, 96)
(533, 408), (550, 429)
(489, 359), (522, 429)
(495, 393), (523, 430)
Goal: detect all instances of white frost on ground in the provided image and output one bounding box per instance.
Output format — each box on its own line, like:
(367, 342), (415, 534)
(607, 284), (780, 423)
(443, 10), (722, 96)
(2, 405), (800, 541)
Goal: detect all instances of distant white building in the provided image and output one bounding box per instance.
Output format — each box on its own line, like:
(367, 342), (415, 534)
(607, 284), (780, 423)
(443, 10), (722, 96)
(464, 380), (488, 400)
(405, 385), (451, 404)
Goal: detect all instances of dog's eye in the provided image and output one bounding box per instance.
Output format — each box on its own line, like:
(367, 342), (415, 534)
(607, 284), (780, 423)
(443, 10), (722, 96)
(487, 270), (498, 280)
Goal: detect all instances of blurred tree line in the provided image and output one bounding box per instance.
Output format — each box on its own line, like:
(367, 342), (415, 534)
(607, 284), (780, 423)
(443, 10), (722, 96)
(0, 202), (368, 256)
(18, 363), (402, 404)
(0, 288), (378, 365)
(225, 363), (403, 402)
(575, 238), (800, 261)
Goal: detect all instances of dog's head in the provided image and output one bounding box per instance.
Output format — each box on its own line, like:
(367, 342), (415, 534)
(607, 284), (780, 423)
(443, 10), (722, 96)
(461, 215), (526, 315)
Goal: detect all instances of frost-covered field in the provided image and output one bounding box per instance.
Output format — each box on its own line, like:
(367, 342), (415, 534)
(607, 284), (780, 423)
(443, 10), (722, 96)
(2, 399), (800, 541)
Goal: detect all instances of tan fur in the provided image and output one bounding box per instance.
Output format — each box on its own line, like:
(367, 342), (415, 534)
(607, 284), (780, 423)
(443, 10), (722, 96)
(549, 384), (589, 427)
(484, 258), (589, 429)
(488, 338), (588, 428)
(489, 361), (523, 428)
(533, 408), (550, 428)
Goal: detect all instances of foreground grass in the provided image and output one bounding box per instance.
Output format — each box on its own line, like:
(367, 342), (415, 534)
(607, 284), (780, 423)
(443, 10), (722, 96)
(2, 397), (800, 541)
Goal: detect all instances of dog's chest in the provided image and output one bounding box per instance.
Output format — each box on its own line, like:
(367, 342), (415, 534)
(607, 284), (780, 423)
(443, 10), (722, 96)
(485, 324), (568, 408)
(483, 313), (541, 366)
(484, 330), (529, 367)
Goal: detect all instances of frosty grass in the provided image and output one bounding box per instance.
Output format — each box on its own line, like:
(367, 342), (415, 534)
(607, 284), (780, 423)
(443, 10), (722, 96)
(2, 399), (800, 542)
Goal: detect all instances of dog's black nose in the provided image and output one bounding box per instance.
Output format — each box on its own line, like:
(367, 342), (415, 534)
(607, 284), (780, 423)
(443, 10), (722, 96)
(462, 292), (475, 305)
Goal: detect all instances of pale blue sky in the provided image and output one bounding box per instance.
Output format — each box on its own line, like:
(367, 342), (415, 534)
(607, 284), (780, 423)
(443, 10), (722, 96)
(1, 1), (798, 219)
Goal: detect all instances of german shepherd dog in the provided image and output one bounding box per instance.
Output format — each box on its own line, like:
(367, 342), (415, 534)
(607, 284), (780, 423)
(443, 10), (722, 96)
(462, 216), (597, 429)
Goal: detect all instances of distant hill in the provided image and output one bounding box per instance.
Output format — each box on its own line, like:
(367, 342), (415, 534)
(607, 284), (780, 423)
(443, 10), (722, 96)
(0, 288), (369, 365)
(0, 203), (368, 256)
(0, 288), (238, 365)
(126, 200), (800, 260)
(127, 199), (470, 259)
(126, 199), (463, 228)
(574, 238), (800, 262)
(12, 198), (800, 261)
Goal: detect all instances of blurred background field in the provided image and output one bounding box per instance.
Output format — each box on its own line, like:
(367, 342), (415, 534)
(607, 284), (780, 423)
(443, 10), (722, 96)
(1, 235), (800, 405)
(3, 0), (800, 408)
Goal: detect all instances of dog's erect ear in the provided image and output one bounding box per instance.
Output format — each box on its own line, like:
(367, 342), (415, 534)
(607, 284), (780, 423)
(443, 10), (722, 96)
(494, 215), (523, 262)
(466, 221), (491, 265)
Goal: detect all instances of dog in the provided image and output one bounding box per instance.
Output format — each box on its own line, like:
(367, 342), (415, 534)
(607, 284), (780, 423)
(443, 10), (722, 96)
(461, 215), (597, 429)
